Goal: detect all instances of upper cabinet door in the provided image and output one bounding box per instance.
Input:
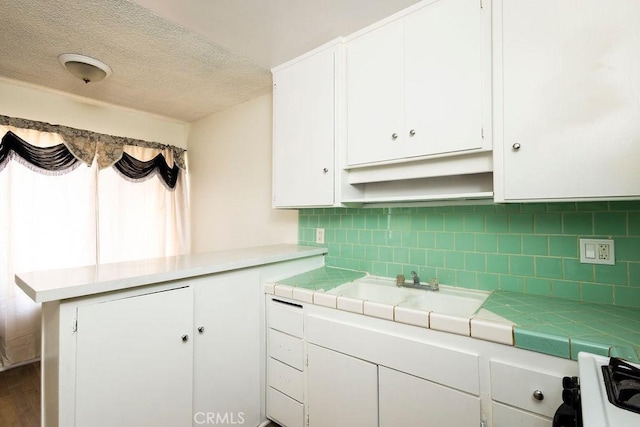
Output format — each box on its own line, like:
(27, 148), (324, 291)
(403, 0), (485, 158)
(272, 44), (337, 207)
(499, 0), (640, 201)
(347, 19), (405, 166)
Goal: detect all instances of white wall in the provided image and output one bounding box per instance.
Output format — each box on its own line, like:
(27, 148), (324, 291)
(188, 93), (298, 253)
(0, 78), (187, 148)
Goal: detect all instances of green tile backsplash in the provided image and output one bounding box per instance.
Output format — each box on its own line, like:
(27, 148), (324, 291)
(298, 202), (640, 308)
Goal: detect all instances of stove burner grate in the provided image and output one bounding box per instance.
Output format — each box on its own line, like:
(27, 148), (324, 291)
(602, 357), (640, 414)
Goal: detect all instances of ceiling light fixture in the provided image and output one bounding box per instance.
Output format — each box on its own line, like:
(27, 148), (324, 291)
(58, 53), (112, 84)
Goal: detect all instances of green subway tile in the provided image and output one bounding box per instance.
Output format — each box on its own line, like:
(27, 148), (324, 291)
(552, 280), (581, 300)
(437, 268), (456, 285)
(563, 212), (593, 235)
(476, 234), (498, 253)
(595, 263), (628, 285)
(616, 237), (640, 261)
(329, 215), (341, 228)
(486, 214), (509, 233)
(388, 262), (404, 276)
(521, 203), (548, 213)
(514, 327), (571, 358)
(353, 245), (366, 260)
(435, 205), (455, 213)
(509, 214), (534, 233)
(427, 249), (445, 268)
(487, 254), (509, 274)
(477, 273), (500, 290)
(510, 255), (535, 276)
(371, 262), (388, 277)
(352, 215), (365, 229)
(466, 253), (486, 272)
(394, 247), (409, 263)
(391, 214), (410, 230)
(418, 231), (436, 249)
(496, 204), (521, 213)
(410, 248), (426, 265)
(547, 202), (577, 212)
(629, 212), (640, 236)
(453, 205), (476, 213)
(501, 275), (524, 293)
(343, 258), (360, 271)
(346, 229), (359, 244)
(372, 230), (387, 246)
(402, 231), (419, 248)
(426, 214), (445, 231)
(378, 246), (393, 262)
(630, 263), (640, 287)
(594, 212), (626, 236)
(340, 215), (353, 229)
(549, 236), (578, 257)
(523, 235), (548, 255)
(340, 244), (354, 258)
(436, 232), (455, 250)
(614, 286), (640, 308)
(445, 251), (465, 269)
(464, 214), (485, 232)
(498, 234), (522, 254)
(334, 229), (347, 243)
(365, 246), (379, 261)
(525, 278), (551, 296)
(359, 230), (372, 245)
(456, 270), (477, 289)
(358, 260), (373, 272)
(455, 233), (475, 251)
(576, 201), (610, 211)
(570, 338), (611, 360)
(445, 214), (464, 232)
(410, 214), (426, 231)
(536, 257), (564, 279)
(535, 213), (563, 234)
(610, 201), (640, 211)
(474, 204), (497, 213)
(387, 230), (402, 247)
(582, 283), (614, 304)
(365, 214), (380, 229)
(564, 259), (594, 282)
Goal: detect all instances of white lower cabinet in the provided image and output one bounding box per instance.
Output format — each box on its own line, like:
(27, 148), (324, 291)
(492, 402), (550, 427)
(379, 366), (480, 427)
(307, 344), (378, 427)
(75, 286), (194, 427)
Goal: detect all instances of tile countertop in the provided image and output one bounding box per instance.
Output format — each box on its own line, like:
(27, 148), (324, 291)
(16, 244), (327, 303)
(267, 267), (640, 363)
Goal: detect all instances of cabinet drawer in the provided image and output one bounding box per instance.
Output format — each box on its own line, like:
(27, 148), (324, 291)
(269, 299), (304, 338)
(268, 387), (304, 427)
(491, 360), (563, 418)
(492, 402), (550, 427)
(268, 357), (303, 402)
(269, 329), (304, 370)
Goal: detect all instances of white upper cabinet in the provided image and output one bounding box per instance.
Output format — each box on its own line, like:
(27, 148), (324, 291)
(272, 43), (338, 208)
(495, 0), (640, 201)
(347, 0), (490, 167)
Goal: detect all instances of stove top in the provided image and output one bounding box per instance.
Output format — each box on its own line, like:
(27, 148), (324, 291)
(579, 352), (640, 427)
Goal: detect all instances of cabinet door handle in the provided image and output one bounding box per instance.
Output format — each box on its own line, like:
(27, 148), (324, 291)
(391, 133), (398, 140)
(181, 334), (189, 342)
(197, 326), (205, 334)
(322, 168), (329, 174)
(512, 143), (521, 150)
(533, 390), (544, 401)
(409, 129), (416, 137)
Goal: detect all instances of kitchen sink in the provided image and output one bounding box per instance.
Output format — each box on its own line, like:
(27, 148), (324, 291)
(327, 276), (489, 316)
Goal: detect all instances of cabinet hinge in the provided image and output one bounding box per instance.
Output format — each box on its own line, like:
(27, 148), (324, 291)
(479, 0), (483, 9)
(305, 354), (309, 367)
(72, 318), (78, 333)
(306, 413), (310, 427)
(481, 128), (485, 139)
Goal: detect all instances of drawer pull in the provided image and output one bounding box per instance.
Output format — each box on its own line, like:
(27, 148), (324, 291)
(533, 390), (544, 401)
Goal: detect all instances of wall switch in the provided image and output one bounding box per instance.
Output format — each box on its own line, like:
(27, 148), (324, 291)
(580, 238), (615, 265)
(315, 228), (325, 244)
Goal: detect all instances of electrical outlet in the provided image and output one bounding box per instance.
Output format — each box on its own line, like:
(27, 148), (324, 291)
(580, 238), (615, 265)
(315, 228), (325, 244)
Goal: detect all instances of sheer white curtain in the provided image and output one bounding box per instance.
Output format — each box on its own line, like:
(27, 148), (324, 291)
(0, 128), (189, 369)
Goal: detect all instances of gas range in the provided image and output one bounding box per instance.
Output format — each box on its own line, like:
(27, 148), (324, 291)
(578, 352), (640, 427)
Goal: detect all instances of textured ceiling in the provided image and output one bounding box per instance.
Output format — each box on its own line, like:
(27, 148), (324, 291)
(0, 0), (420, 123)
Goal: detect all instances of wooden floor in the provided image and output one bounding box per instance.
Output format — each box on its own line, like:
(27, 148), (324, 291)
(0, 362), (40, 427)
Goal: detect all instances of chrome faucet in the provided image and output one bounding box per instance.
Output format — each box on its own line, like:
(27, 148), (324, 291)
(411, 271), (420, 285)
(396, 271), (439, 291)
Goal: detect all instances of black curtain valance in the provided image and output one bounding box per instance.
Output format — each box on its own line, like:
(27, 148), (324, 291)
(0, 131), (181, 189)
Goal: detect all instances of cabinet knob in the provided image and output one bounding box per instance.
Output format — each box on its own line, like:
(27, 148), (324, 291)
(322, 168), (329, 174)
(181, 334), (189, 342)
(533, 390), (544, 401)
(409, 129), (416, 137)
(512, 143), (521, 150)
(197, 326), (205, 334)
(391, 133), (398, 140)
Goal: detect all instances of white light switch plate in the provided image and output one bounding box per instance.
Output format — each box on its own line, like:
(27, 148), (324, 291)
(315, 228), (325, 244)
(579, 238), (615, 265)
